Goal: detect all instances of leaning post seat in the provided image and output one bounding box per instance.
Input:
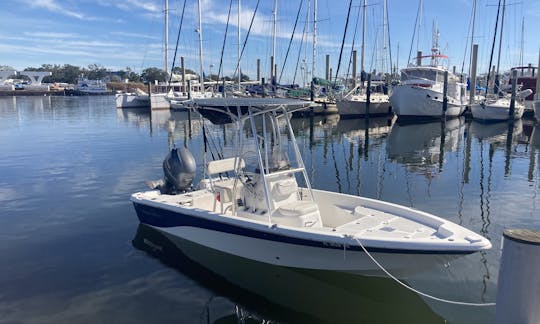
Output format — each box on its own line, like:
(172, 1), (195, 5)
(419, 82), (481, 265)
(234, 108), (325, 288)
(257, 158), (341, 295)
(266, 173), (322, 228)
(206, 157), (245, 212)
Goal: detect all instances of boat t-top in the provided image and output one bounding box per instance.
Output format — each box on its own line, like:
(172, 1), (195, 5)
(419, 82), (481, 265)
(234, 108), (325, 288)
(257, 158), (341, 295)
(131, 97), (491, 277)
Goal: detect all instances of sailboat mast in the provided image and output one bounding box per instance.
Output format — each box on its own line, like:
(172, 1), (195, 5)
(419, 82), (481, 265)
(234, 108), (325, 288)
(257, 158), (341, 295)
(469, 0), (477, 77)
(273, 0), (277, 79)
(164, 0), (169, 74)
(238, 0), (241, 87)
(305, 0), (310, 87)
(382, 0), (386, 75)
(312, 0), (317, 80)
(361, 0), (366, 76)
(198, 0), (204, 87)
(431, 20), (439, 66)
(417, 0), (422, 53)
(496, 0), (506, 78)
(520, 17), (524, 67)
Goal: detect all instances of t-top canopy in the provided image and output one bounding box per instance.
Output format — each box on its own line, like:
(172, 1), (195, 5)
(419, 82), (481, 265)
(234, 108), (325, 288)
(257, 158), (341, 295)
(186, 97), (312, 124)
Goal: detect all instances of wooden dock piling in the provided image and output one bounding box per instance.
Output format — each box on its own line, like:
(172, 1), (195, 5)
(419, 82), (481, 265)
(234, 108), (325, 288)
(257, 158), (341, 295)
(470, 44), (478, 105)
(352, 50), (357, 87)
(442, 70), (448, 117)
(366, 73), (371, 115)
(326, 54), (330, 81)
(257, 59), (261, 82)
(509, 69), (517, 117)
(181, 57), (186, 95)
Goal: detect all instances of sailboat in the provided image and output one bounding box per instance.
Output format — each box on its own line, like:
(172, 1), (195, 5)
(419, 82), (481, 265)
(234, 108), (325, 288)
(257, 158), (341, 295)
(115, 0), (172, 110)
(336, 0), (391, 118)
(115, 87), (150, 109)
(470, 0), (530, 122)
(131, 97), (491, 277)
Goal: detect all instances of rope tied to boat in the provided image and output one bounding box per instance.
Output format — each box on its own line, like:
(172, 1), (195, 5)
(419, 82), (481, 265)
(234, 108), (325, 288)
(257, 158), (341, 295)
(347, 235), (496, 307)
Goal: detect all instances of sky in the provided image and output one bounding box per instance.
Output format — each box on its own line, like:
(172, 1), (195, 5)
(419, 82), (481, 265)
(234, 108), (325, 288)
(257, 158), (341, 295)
(1, 0), (539, 84)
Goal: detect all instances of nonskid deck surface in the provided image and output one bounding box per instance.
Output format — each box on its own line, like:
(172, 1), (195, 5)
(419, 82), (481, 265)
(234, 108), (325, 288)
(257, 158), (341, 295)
(132, 188), (489, 251)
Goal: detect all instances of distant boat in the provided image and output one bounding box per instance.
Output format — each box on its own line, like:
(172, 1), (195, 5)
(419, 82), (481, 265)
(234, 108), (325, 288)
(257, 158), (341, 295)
(115, 88), (150, 109)
(470, 0), (531, 122)
(74, 78), (108, 94)
(390, 25), (467, 119)
(337, 85), (392, 117)
(390, 24), (466, 120)
(470, 92), (530, 122)
(336, 0), (392, 118)
(510, 66), (537, 105)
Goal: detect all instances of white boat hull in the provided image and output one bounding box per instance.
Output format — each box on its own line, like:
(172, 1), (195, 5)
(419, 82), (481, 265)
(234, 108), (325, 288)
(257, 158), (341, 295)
(337, 94), (391, 117)
(132, 188), (490, 277)
(156, 224), (457, 276)
(390, 86), (464, 118)
(470, 99), (524, 122)
(150, 93), (171, 110)
(115, 93), (149, 108)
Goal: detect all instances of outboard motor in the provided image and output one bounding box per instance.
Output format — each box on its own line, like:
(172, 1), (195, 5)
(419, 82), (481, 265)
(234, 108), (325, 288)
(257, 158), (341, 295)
(146, 147), (196, 194)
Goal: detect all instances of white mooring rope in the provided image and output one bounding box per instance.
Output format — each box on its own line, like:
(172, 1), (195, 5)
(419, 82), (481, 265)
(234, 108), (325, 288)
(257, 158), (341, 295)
(351, 236), (496, 307)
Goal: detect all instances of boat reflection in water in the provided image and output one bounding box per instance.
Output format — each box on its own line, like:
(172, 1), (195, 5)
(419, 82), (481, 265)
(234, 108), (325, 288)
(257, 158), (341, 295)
(387, 118), (465, 174)
(116, 108), (204, 141)
(468, 119), (523, 144)
(132, 223), (443, 324)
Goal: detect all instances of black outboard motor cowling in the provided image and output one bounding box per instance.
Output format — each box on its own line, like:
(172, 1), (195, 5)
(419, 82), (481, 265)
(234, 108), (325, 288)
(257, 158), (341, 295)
(161, 147), (196, 194)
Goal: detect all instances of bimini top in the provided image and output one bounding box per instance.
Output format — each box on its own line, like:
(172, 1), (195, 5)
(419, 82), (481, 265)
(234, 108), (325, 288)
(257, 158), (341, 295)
(187, 97), (311, 124)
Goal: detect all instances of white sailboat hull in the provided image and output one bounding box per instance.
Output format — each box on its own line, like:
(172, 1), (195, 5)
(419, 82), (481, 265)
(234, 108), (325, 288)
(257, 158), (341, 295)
(336, 94), (392, 117)
(150, 93), (171, 110)
(470, 99), (524, 122)
(390, 86), (465, 118)
(115, 93), (150, 108)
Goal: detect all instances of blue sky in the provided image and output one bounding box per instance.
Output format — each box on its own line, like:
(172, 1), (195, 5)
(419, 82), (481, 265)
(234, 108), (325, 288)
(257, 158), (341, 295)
(1, 0), (539, 83)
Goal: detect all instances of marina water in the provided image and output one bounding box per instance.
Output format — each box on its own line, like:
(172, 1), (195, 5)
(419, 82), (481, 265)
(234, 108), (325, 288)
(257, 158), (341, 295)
(1, 96), (539, 323)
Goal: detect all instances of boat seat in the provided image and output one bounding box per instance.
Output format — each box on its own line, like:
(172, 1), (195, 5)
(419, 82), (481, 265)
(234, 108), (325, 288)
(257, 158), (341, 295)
(273, 201), (322, 228)
(207, 158), (245, 213)
(214, 179), (242, 203)
(277, 201), (319, 217)
(207, 157), (245, 175)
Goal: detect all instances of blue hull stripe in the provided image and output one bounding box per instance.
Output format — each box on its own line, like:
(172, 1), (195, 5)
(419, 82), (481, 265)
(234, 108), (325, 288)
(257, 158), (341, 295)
(133, 202), (474, 255)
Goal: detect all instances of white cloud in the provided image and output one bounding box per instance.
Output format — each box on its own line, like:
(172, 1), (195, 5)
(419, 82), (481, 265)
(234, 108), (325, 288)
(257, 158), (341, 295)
(125, 0), (161, 13)
(110, 31), (160, 40)
(24, 32), (78, 38)
(21, 0), (88, 20)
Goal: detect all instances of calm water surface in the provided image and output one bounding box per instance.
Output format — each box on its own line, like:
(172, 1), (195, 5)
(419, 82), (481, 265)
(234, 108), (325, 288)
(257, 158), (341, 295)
(1, 96), (539, 323)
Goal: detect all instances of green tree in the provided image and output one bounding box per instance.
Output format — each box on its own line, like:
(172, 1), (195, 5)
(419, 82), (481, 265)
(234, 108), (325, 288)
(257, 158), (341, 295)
(141, 67), (168, 83)
(25, 64), (82, 83)
(86, 64), (108, 80)
(172, 66), (197, 75)
(241, 73), (250, 82)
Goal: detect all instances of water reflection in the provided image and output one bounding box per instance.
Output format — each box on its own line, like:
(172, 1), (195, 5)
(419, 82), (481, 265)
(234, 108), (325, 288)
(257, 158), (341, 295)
(0, 96), (17, 114)
(387, 118), (465, 175)
(132, 224), (443, 323)
(5, 97), (539, 323)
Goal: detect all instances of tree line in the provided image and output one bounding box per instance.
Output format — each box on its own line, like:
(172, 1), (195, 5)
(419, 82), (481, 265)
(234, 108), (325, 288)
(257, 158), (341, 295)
(0, 64), (251, 84)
